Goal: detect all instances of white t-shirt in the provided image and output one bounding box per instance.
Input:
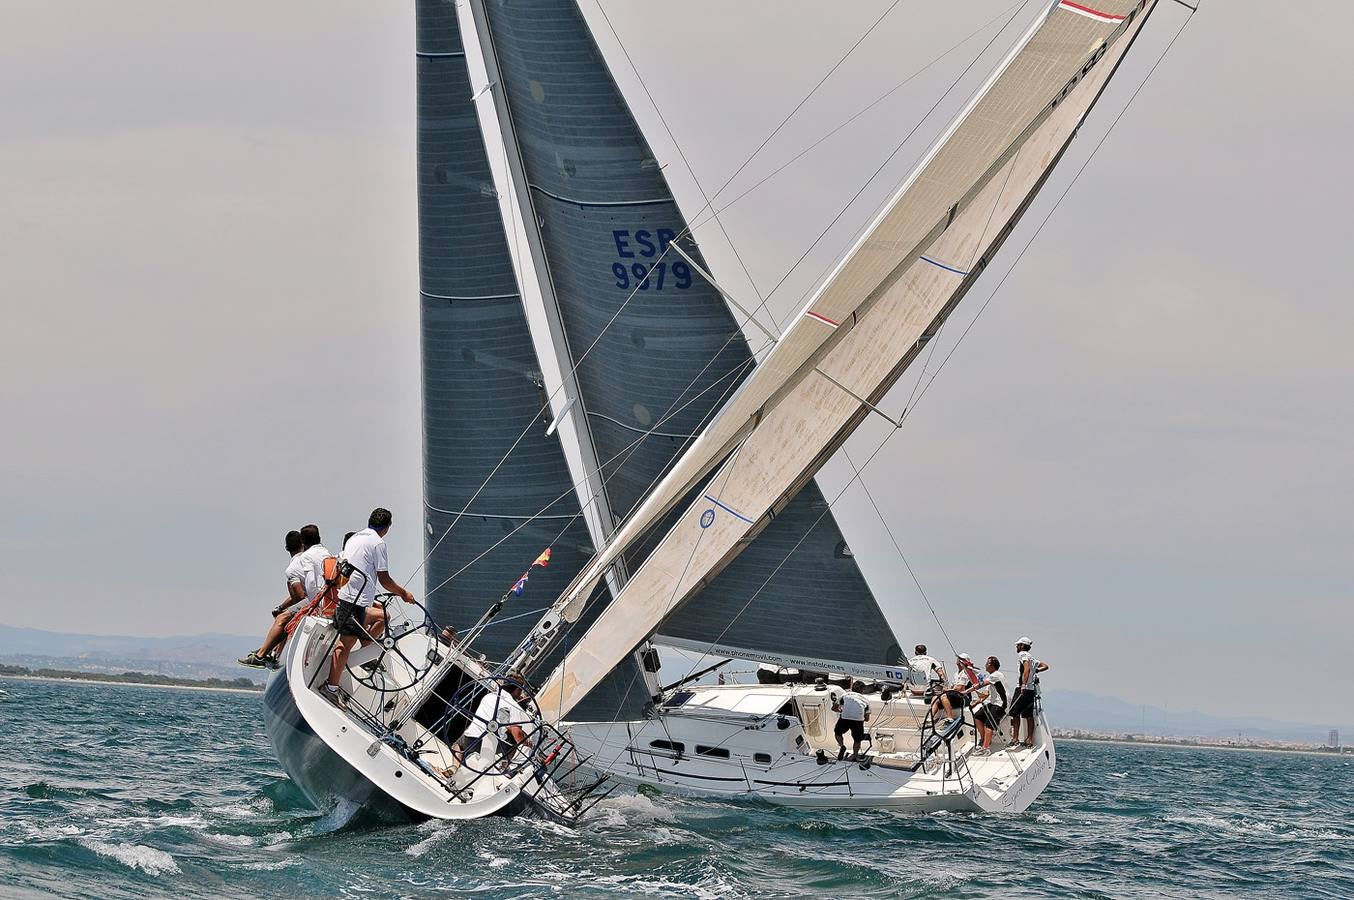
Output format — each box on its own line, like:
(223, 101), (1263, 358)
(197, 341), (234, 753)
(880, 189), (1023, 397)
(977, 670), (1007, 708)
(338, 528), (389, 608)
(463, 690), (529, 742)
(1016, 651), (1041, 690)
(837, 691), (869, 721)
(952, 664), (980, 690)
(284, 553), (308, 598)
(299, 544), (331, 601)
(909, 655), (944, 687)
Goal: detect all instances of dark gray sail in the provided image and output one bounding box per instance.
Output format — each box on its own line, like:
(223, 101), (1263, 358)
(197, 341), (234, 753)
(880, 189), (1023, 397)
(416, 0), (637, 720)
(474, 0), (901, 666)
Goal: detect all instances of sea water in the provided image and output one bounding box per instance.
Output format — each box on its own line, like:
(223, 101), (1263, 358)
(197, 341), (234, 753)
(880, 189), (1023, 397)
(1, 677), (1349, 898)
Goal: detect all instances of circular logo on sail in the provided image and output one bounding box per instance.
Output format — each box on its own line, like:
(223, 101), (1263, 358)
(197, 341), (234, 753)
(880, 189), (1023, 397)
(699, 509), (715, 529)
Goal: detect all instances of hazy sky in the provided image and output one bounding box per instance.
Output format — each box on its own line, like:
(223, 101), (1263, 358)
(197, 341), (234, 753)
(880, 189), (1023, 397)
(1, 2), (1349, 727)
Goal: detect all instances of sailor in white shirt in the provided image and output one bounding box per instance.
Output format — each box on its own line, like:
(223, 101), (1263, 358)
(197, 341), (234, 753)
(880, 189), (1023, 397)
(239, 530), (309, 669)
(1009, 636), (1049, 748)
(297, 524), (331, 603)
(831, 680), (872, 762)
(933, 651), (981, 725)
(971, 656), (1008, 754)
(445, 678), (534, 775)
(908, 644), (946, 700)
(324, 508), (416, 703)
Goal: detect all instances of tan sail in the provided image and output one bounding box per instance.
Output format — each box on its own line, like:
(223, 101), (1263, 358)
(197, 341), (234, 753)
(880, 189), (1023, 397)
(535, 0), (1158, 720)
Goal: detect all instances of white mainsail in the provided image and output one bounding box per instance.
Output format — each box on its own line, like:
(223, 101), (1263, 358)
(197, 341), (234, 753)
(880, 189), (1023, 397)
(530, 0), (1158, 720)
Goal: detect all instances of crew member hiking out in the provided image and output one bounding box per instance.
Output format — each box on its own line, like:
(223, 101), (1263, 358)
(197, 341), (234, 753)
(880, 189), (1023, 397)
(324, 508), (414, 707)
(297, 523), (330, 603)
(832, 680), (871, 762)
(240, 530), (308, 669)
(1009, 636), (1049, 749)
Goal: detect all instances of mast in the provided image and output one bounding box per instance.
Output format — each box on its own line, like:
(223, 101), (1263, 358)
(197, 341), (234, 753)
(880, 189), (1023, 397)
(456, 0), (900, 700)
(526, 0), (1162, 721)
(458, 0), (664, 701)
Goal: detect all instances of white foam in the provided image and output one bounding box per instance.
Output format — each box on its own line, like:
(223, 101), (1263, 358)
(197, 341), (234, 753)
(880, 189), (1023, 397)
(23, 823), (82, 840)
(207, 832), (255, 847)
(587, 792), (676, 827)
(1035, 813), (1062, 824)
(406, 822), (458, 858)
(81, 840), (180, 875)
(1164, 813), (1341, 841)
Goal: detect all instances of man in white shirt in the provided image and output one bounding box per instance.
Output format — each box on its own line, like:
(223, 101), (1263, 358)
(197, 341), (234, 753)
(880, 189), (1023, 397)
(908, 644), (946, 700)
(239, 530), (308, 669)
(971, 656), (1008, 754)
(324, 508), (415, 703)
(831, 680), (871, 762)
(297, 524), (331, 602)
(1009, 636), (1049, 748)
(445, 679), (533, 775)
(933, 651), (981, 726)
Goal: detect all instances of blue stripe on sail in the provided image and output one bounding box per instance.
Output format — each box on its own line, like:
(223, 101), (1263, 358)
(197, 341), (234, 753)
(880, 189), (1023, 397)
(920, 255), (970, 276)
(703, 495), (755, 525)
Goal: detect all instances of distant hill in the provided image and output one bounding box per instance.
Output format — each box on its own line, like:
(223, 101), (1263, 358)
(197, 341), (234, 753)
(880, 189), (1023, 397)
(1044, 689), (1347, 745)
(0, 625), (264, 684)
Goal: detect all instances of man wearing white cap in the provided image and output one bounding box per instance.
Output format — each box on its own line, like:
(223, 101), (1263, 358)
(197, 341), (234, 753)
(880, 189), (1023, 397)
(932, 652), (981, 726)
(1009, 636), (1049, 748)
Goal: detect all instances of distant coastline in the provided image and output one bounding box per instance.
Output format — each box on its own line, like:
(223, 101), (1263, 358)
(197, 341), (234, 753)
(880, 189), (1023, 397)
(0, 665), (262, 695)
(1058, 733), (1348, 758)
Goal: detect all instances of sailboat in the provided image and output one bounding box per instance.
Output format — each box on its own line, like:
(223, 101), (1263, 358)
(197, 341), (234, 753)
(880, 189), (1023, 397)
(262, 0), (1167, 821)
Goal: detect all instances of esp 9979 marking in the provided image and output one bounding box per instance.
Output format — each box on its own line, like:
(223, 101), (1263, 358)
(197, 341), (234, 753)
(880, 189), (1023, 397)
(612, 229), (692, 291)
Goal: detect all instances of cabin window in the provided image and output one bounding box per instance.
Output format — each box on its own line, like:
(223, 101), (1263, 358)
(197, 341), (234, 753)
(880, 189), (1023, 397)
(649, 740), (685, 755)
(695, 745), (730, 759)
(754, 753), (772, 764)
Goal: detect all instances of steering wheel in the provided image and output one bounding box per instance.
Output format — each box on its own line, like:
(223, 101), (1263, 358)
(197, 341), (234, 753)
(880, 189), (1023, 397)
(345, 593), (443, 694)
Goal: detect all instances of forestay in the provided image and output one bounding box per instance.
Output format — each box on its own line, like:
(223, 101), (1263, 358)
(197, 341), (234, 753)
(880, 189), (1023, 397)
(534, 0), (1159, 721)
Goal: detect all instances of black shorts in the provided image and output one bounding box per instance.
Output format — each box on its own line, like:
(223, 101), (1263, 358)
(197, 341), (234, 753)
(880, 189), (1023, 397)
(975, 706), (1006, 728)
(1009, 689), (1036, 719)
(334, 601), (371, 638)
(940, 690), (967, 710)
(834, 718), (866, 743)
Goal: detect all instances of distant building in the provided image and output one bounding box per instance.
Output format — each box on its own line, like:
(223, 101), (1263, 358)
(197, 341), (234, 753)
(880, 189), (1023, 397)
(1329, 729), (1340, 749)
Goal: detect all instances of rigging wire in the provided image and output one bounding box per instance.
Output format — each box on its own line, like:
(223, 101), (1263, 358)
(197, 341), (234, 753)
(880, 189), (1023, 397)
(591, 0), (912, 310)
(899, 0), (1200, 426)
(408, 1), (1033, 589)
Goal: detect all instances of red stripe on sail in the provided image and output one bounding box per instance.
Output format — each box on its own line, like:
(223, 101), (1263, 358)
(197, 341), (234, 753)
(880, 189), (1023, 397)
(1058, 1), (1126, 22)
(804, 310), (840, 328)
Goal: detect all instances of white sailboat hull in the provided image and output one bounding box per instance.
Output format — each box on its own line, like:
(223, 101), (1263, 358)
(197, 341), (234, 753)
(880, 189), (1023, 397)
(567, 683), (1054, 813)
(261, 616), (575, 823)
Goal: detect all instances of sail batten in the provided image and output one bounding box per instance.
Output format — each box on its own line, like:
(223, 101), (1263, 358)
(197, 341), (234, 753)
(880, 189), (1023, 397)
(534, 0), (1159, 722)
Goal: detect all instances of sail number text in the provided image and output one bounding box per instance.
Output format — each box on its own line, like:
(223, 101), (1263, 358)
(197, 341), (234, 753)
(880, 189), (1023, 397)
(612, 229), (692, 291)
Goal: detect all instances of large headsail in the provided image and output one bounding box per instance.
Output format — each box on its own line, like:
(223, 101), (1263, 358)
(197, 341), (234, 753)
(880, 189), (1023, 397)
(463, 0), (900, 677)
(415, 0), (639, 720)
(534, 0), (1162, 720)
